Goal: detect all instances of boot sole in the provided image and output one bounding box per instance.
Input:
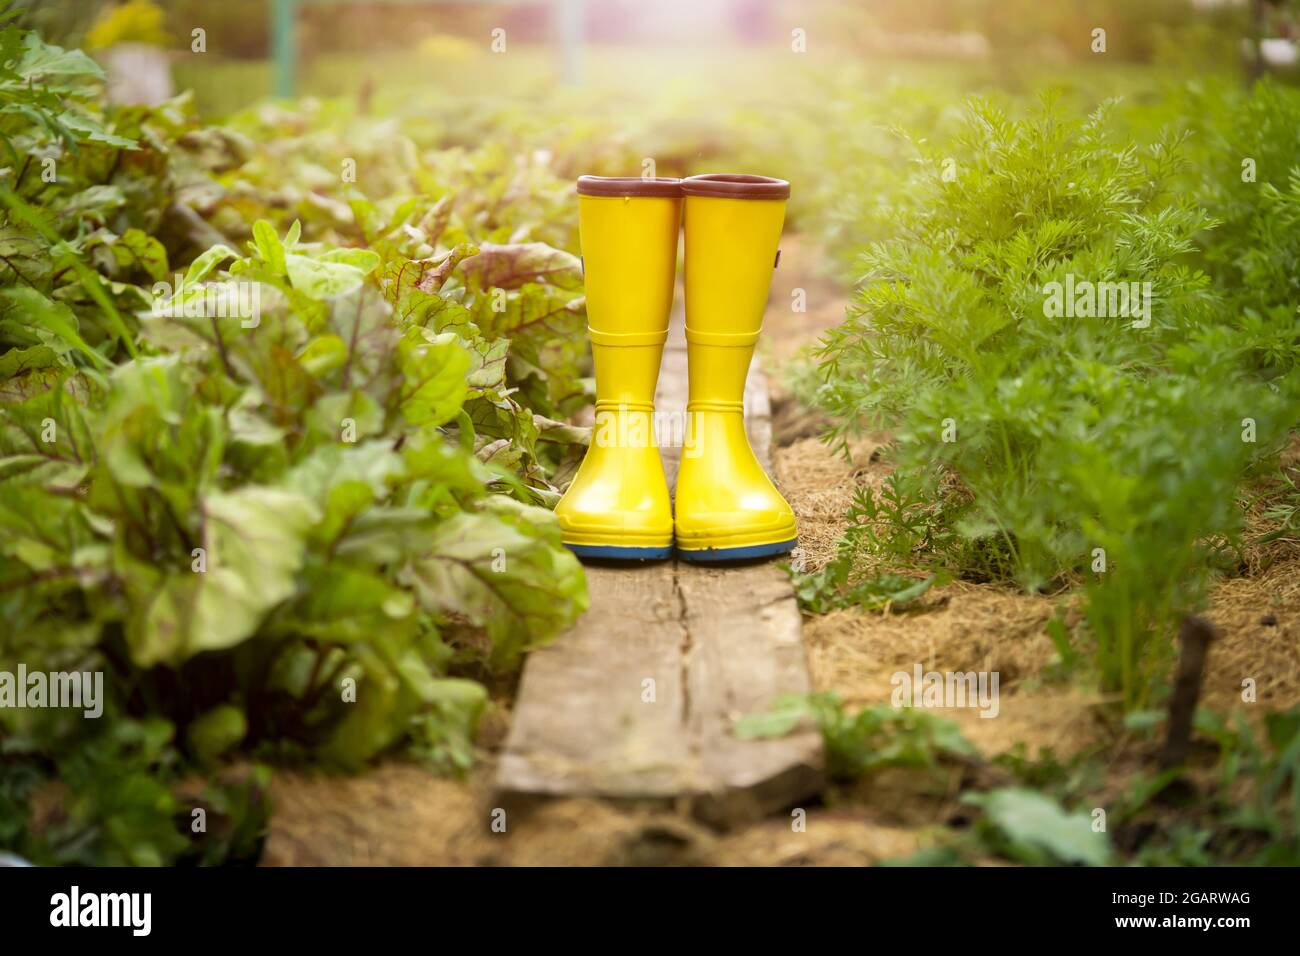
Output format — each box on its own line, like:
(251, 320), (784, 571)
(676, 537), (798, 563)
(565, 543), (674, 561)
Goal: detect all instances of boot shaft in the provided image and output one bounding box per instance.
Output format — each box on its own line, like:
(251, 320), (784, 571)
(681, 175), (788, 407)
(577, 177), (681, 336)
(683, 175), (788, 338)
(577, 177), (682, 407)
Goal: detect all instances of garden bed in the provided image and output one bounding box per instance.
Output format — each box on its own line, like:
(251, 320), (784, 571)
(4, 5), (1300, 868)
(259, 237), (1300, 865)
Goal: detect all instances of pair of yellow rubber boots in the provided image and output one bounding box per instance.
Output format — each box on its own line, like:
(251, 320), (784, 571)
(555, 174), (797, 562)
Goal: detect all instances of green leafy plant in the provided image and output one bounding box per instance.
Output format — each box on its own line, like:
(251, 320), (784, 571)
(1, 713), (271, 866)
(1258, 466), (1300, 549)
(741, 692), (1115, 866)
(0, 8), (135, 162)
(805, 92), (1299, 709)
(962, 787), (1112, 866)
(787, 480), (948, 613)
(0, 22), (596, 864)
(790, 562), (936, 615)
(1191, 707), (1300, 865)
(737, 691), (976, 779)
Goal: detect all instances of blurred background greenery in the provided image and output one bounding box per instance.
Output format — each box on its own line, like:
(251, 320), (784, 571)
(16, 0), (1293, 117)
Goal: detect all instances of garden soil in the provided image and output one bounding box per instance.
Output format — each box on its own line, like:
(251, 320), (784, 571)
(262, 237), (1300, 866)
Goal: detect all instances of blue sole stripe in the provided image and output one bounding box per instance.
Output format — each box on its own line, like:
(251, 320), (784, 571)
(676, 538), (798, 562)
(566, 543), (674, 561)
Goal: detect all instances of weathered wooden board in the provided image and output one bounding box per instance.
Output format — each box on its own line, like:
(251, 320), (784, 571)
(495, 312), (822, 827)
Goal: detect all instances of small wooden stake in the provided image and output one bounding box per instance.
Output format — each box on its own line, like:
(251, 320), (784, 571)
(1159, 614), (1218, 769)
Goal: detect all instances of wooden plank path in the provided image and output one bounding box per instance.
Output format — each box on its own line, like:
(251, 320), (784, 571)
(495, 313), (823, 827)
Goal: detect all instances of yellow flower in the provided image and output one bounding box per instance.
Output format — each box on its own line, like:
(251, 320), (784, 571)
(417, 34), (481, 63)
(86, 0), (171, 50)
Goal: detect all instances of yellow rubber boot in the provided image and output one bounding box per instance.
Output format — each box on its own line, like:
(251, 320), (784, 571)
(675, 174), (797, 561)
(554, 176), (681, 561)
